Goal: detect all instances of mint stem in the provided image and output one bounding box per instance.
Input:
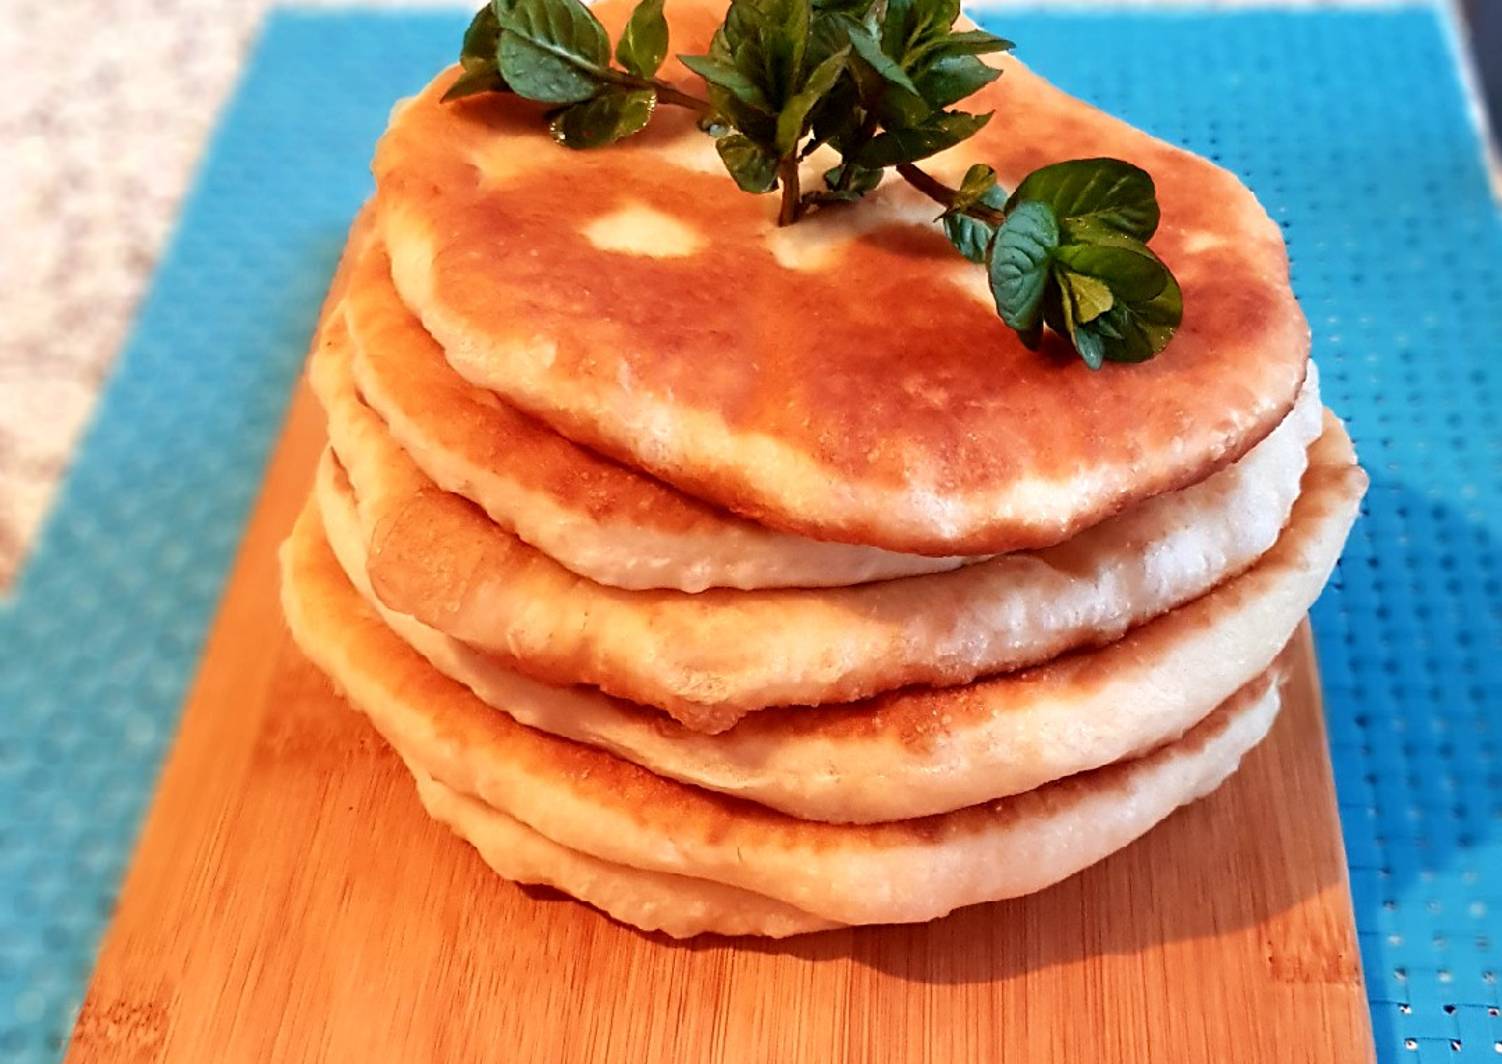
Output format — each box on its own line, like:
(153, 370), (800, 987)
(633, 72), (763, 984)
(777, 155), (802, 226)
(650, 80), (712, 113)
(599, 66), (711, 113)
(896, 162), (1005, 225)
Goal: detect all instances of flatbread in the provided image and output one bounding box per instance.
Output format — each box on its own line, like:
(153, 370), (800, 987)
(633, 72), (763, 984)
(310, 313), (1323, 730)
(280, 501), (1288, 927)
(372, 0), (1309, 555)
(408, 765), (837, 938)
(345, 241), (973, 591)
(315, 413), (1364, 821)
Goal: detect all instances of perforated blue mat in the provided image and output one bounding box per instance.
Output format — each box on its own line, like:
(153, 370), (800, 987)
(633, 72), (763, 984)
(1, 6), (1498, 1061)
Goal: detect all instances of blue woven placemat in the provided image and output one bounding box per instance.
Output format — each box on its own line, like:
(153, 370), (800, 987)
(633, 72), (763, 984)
(0, 7), (1497, 1061)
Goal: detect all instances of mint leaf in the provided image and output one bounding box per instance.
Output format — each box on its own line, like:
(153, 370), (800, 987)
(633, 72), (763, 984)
(855, 109), (990, 167)
(616, 0), (669, 78)
(1060, 270), (1114, 324)
(943, 202), (999, 263)
(1043, 235), (1180, 366)
(1007, 158), (1160, 240)
(443, 5), (508, 101)
(712, 0), (810, 107)
(819, 162), (884, 201)
(716, 133), (779, 192)
(1072, 269), (1182, 364)
(550, 87), (656, 147)
(759, 0), (812, 101)
(847, 26), (921, 96)
(496, 0), (612, 104)
(1051, 241), (1169, 302)
(987, 200), (1059, 337)
(443, 65), (509, 102)
(949, 162), (997, 211)
(774, 46), (849, 152)
(941, 163), (1003, 263)
(461, 4), (503, 70)
(932, 29), (1014, 57)
(881, 0), (958, 60)
(913, 53), (999, 109)
(679, 54), (773, 112)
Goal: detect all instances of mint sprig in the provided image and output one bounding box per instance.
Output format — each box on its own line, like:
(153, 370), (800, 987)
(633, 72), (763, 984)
(443, 0), (1183, 367)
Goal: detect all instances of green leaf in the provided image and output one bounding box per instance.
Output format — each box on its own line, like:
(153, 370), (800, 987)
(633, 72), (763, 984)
(762, 0), (812, 100)
(949, 162), (996, 211)
(847, 26), (921, 95)
(1006, 157), (1161, 240)
(716, 133), (780, 192)
(988, 200), (1059, 332)
(616, 0), (669, 77)
(679, 54), (774, 112)
(1078, 270), (1182, 363)
(913, 53), (999, 109)
(932, 28), (1014, 57)
(1041, 280), (1094, 368)
(925, 0), (963, 31)
(822, 163), (884, 200)
(871, 81), (933, 130)
(460, 4), (503, 71)
(1044, 236), (1182, 367)
(806, 75), (862, 151)
(881, 0), (958, 58)
(943, 209), (997, 263)
(1060, 270), (1114, 324)
(879, 0), (919, 55)
(774, 46), (849, 153)
(1051, 242), (1169, 302)
(715, 0), (811, 108)
(550, 87), (656, 148)
(941, 164), (1003, 263)
(443, 64), (508, 101)
(1069, 318), (1107, 368)
(444, 5), (509, 101)
(854, 109), (990, 167)
(904, 27), (1009, 73)
(495, 0), (612, 104)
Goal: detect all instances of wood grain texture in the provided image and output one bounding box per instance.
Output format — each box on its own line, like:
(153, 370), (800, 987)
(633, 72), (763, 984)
(63, 380), (1377, 1064)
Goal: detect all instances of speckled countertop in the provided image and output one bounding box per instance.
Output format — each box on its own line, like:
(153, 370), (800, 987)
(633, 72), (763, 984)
(0, 0), (1480, 588)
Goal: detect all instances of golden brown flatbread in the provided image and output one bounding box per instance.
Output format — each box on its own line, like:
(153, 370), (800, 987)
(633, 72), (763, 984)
(372, 0), (1309, 555)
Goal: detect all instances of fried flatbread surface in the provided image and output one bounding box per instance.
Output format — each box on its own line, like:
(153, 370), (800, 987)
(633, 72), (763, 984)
(372, 0), (1309, 555)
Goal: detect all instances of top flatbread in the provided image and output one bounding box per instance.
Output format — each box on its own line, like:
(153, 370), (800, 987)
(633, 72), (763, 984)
(373, 0), (1309, 555)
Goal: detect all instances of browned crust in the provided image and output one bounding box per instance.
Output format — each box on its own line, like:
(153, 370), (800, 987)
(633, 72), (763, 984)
(370, 0), (1310, 555)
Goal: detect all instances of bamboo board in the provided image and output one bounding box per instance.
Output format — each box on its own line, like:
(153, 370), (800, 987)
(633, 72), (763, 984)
(63, 380), (1377, 1063)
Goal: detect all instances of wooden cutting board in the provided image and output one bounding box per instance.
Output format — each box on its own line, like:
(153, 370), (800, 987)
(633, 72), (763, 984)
(63, 380), (1377, 1064)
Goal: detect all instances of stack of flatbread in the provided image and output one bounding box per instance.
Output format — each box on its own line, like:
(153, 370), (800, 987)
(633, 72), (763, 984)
(280, 0), (1366, 937)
